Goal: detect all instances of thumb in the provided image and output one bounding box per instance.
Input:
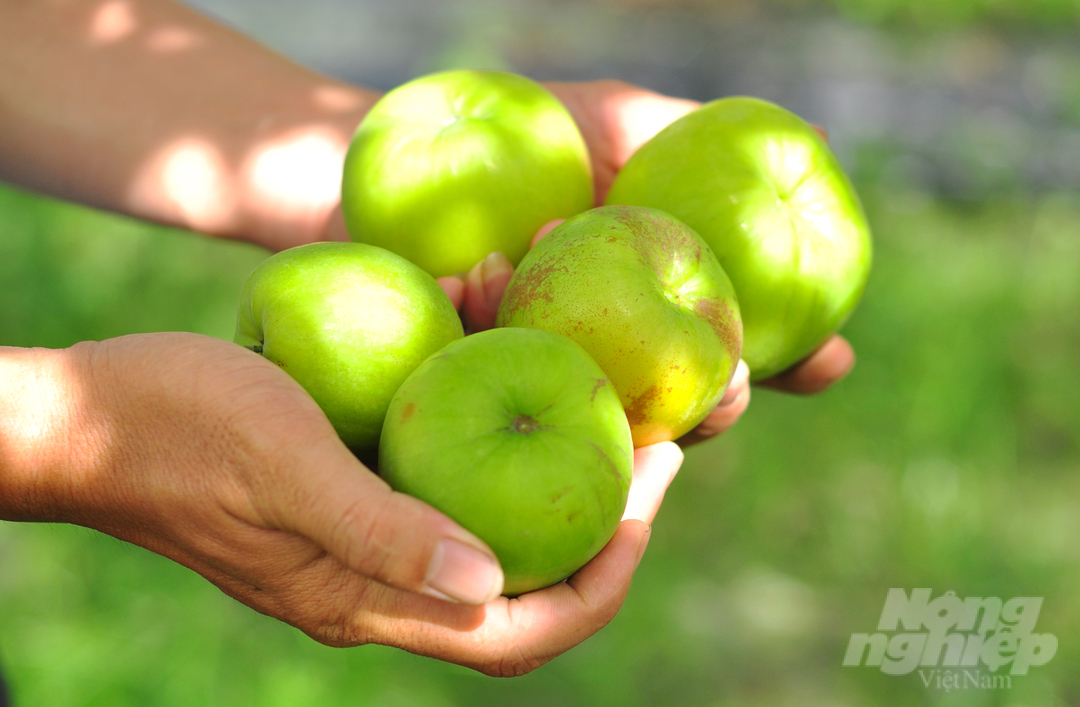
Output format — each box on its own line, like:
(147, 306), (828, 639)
(279, 440), (505, 605)
(463, 251), (514, 333)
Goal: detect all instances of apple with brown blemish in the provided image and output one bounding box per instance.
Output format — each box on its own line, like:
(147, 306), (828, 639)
(605, 96), (872, 380)
(379, 327), (633, 596)
(496, 205), (742, 447)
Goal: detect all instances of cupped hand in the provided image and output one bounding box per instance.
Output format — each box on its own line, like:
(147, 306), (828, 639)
(27, 332), (679, 676)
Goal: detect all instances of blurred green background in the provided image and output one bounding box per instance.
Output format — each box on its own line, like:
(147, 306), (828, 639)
(3, 0), (1080, 705)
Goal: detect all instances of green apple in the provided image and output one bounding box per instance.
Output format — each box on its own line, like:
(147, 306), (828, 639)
(379, 327), (632, 596)
(341, 69), (594, 278)
(605, 96), (872, 380)
(496, 205), (742, 447)
(234, 242), (463, 450)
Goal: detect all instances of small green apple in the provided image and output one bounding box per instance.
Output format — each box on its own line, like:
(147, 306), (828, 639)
(496, 205), (742, 447)
(605, 96), (872, 380)
(234, 242), (463, 450)
(379, 327), (633, 596)
(341, 69), (594, 278)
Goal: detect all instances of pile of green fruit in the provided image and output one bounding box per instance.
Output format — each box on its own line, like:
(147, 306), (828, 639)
(233, 69), (871, 595)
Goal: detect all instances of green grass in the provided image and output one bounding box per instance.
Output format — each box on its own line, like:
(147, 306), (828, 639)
(2, 179), (1079, 706)
(768, 0), (1080, 27)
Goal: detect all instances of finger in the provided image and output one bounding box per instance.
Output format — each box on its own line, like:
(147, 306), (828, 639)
(276, 436), (504, 605)
(463, 251), (513, 333)
(622, 441), (683, 524)
(543, 81), (699, 202)
(531, 219), (564, 247)
(679, 359), (751, 446)
(540, 518), (651, 654)
(758, 335), (855, 394)
(319, 204), (352, 244)
(436, 275), (465, 310)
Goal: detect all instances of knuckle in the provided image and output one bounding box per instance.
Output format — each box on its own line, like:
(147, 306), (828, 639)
(480, 644), (547, 678)
(329, 495), (379, 572)
(297, 576), (379, 648)
(340, 492), (430, 589)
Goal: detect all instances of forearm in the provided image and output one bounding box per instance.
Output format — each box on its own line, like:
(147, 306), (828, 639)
(0, 344), (96, 522)
(0, 0), (378, 251)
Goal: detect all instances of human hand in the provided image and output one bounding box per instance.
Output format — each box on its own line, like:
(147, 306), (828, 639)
(0, 332), (680, 675)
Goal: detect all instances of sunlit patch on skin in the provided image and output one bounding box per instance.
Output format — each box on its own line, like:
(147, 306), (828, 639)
(312, 85), (366, 113)
(146, 26), (201, 53)
(242, 127), (346, 227)
(606, 91), (697, 163)
(89, 0), (136, 45)
(128, 138), (237, 231)
(0, 347), (109, 500)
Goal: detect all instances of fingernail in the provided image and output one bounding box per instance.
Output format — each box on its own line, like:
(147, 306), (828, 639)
(481, 251), (513, 311)
(436, 275), (465, 306)
(719, 360), (750, 407)
(423, 539), (504, 605)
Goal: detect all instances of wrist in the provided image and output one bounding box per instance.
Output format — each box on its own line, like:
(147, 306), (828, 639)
(0, 342), (103, 522)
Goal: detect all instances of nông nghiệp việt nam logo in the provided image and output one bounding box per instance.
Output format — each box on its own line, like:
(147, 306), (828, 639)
(843, 588), (1057, 690)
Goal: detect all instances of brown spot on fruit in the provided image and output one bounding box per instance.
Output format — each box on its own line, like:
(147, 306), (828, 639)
(610, 205), (697, 274)
(499, 251), (568, 314)
(624, 383), (662, 426)
(590, 378), (608, 402)
(401, 402), (415, 422)
(694, 298), (743, 358)
(551, 485), (573, 503)
(588, 440), (626, 487)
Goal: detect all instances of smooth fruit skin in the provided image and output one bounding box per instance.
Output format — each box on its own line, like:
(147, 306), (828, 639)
(379, 328), (633, 596)
(497, 205), (742, 447)
(234, 242), (464, 450)
(605, 96), (872, 380)
(342, 69), (594, 278)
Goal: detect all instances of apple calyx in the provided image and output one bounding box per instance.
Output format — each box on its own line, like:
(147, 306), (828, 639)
(510, 414), (542, 435)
